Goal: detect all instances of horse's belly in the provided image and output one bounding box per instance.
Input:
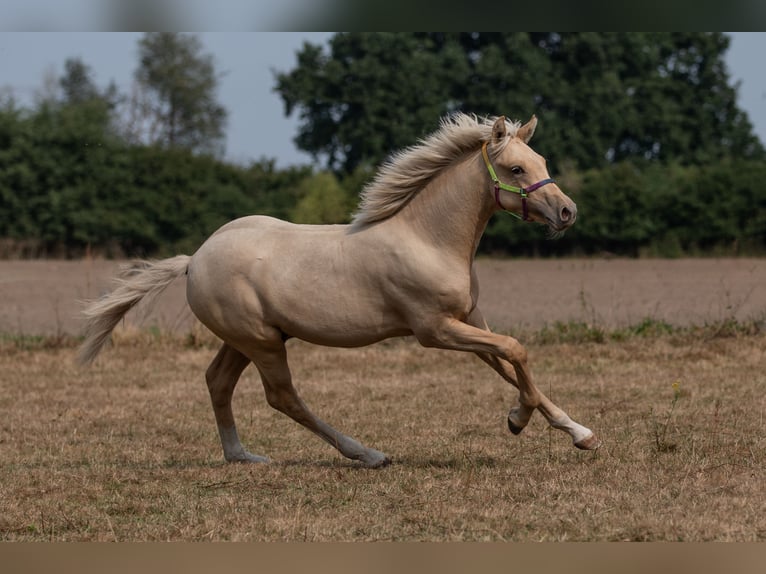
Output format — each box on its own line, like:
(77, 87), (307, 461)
(265, 276), (411, 347)
(288, 322), (411, 348)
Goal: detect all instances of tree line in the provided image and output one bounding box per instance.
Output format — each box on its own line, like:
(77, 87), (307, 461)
(1, 32), (764, 258)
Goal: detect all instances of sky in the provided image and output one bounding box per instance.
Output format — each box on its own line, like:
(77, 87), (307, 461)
(0, 32), (764, 168)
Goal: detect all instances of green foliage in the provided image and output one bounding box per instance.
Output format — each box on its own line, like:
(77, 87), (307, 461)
(290, 172), (355, 224)
(625, 318), (675, 338)
(480, 156), (766, 257)
(0, 95), (309, 256)
(134, 33), (227, 155)
(59, 58), (120, 111)
(276, 33), (468, 174)
(561, 159), (766, 257)
(1, 32), (765, 259)
(528, 316), (763, 346)
(535, 321), (607, 344)
(276, 32), (764, 174)
(1, 87), (764, 258)
(0, 95), (126, 255)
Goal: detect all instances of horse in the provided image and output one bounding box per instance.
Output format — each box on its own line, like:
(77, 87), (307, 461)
(79, 113), (599, 468)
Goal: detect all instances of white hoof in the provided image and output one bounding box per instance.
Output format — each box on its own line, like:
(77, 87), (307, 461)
(574, 433), (601, 451)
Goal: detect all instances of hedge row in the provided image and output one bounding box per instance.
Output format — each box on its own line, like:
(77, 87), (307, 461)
(1, 104), (764, 257)
(483, 160), (766, 257)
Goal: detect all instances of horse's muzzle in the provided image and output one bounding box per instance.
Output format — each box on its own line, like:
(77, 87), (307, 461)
(560, 203), (577, 226)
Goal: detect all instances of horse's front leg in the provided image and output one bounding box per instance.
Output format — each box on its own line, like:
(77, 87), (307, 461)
(464, 308), (534, 434)
(418, 313), (600, 450)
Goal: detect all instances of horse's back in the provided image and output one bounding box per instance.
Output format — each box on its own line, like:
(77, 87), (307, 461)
(195, 215), (356, 277)
(209, 214), (347, 237)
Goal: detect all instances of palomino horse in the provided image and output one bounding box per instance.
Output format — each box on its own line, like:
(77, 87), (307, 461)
(79, 113), (599, 467)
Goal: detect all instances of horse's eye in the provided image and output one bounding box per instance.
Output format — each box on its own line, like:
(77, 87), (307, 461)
(511, 166), (524, 175)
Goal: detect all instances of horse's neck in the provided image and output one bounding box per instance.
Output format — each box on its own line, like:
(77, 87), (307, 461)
(393, 153), (494, 262)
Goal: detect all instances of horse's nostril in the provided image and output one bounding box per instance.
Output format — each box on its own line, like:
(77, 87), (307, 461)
(561, 206), (572, 222)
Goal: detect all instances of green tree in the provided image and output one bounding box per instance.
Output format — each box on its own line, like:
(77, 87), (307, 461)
(0, 93), (128, 255)
(537, 33), (763, 167)
(242, 159), (314, 221)
(290, 172), (354, 224)
(134, 33), (227, 155)
(59, 58), (118, 107)
(276, 33), (470, 174)
(275, 33), (764, 174)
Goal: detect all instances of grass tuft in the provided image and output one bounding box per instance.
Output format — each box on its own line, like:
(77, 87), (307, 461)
(649, 380), (683, 453)
(524, 316), (763, 346)
(1, 315), (762, 354)
(533, 320), (606, 344)
(0, 332), (80, 352)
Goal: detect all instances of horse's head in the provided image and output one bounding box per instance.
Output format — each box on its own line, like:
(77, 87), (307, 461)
(484, 116), (577, 234)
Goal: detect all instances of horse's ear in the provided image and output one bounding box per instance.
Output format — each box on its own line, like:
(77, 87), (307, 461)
(491, 116), (507, 142)
(517, 115), (538, 144)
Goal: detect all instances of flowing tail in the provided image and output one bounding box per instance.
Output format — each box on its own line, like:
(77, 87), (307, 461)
(78, 255), (191, 365)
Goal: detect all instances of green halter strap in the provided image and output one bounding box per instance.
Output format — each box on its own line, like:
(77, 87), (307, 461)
(481, 142), (555, 221)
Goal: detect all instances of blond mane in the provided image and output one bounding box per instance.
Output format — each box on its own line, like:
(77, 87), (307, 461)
(350, 113), (520, 227)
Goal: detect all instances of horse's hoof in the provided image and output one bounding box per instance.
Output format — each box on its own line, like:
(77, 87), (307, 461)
(368, 456), (392, 469)
(507, 406), (531, 435)
(574, 433), (601, 451)
(363, 454), (391, 469)
(226, 452), (270, 464)
(357, 448), (391, 468)
(507, 416), (525, 435)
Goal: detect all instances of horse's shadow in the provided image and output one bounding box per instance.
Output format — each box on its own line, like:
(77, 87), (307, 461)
(271, 454), (500, 470)
(187, 454), (499, 471)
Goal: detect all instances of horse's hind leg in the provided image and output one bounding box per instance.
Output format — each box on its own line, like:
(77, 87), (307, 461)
(250, 339), (391, 468)
(206, 343), (269, 463)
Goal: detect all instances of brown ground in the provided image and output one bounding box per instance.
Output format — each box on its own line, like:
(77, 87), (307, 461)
(0, 333), (764, 541)
(1, 257), (765, 336)
(0, 257), (764, 541)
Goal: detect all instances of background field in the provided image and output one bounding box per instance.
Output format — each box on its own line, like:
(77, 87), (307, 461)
(0, 258), (764, 541)
(2, 257), (765, 336)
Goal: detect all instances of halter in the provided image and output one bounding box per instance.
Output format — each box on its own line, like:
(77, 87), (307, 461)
(481, 142), (555, 221)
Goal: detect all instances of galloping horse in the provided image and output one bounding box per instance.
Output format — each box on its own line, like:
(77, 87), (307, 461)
(79, 113), (599, 467)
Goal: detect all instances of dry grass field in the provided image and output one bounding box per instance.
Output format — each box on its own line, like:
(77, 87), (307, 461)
(0, 258), (764, 541)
